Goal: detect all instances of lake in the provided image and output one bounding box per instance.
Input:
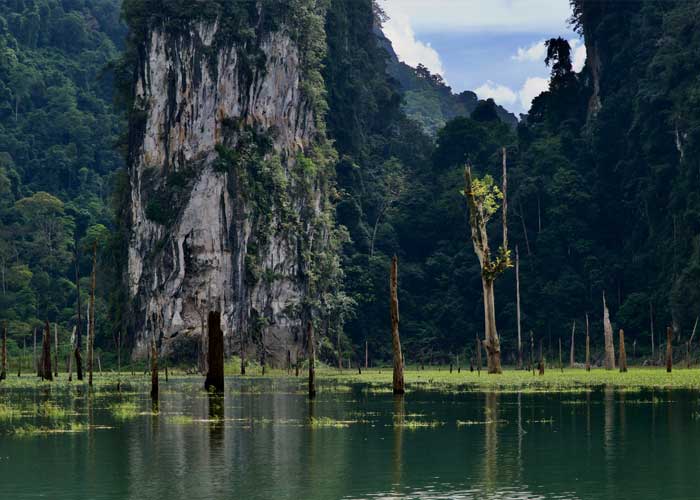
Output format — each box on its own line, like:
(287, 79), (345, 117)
(1, 376), (699, 499)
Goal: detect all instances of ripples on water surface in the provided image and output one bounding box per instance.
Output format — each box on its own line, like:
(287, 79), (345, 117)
(0, 377), (699, 499)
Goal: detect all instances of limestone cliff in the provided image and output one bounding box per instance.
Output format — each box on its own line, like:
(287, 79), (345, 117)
(125, 4), (336, 365)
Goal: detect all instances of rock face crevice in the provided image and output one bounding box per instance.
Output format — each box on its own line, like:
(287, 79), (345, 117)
(127, 18), (321, 365)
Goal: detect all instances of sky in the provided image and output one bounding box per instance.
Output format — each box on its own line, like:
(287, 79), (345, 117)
(380, 0), (585, 115)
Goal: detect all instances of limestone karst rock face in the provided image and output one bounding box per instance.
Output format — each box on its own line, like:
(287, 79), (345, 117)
(126, 11), (331, 365)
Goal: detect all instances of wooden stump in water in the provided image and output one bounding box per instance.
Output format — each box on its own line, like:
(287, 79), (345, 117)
(390, 255), (404, 395)
(618, 329), (628, 373)
(307, 321), (316, 399)
(666, 326), (673, 373)
(204, 311), (224, 392)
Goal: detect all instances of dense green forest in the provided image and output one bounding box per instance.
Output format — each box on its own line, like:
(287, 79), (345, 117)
(0, 0), (125, 362)
(0, 0), (698, 367)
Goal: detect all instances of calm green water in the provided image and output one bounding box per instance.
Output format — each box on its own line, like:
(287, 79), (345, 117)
(1, 378), (699, 499)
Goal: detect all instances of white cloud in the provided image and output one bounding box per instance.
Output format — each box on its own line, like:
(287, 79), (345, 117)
(518, 77), (549, 111)
(475, 81), (517, 106)
(383, 9), (445, 77)
(570, 38), (587, 72)
(513, 40), (547, 63)
(381, 0), (572, 33)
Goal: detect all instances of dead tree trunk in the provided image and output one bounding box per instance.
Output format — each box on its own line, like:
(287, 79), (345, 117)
(529, 331), (534, 375)
(337, 330), (342, 370)
(390, 255), (405, 394)
(205, 311), (225, 392)
(516, 245), (522, 369)
(618, 329), (627, 373)
(649, 300), (655, 361)
(569, 321), (576, 368)
(476, 336), (482, 376)
(558, 338), (563, 373)
(585, 313), (591, 371)
(68, 327), (74, 381)
(75, 260), (83, 381)
(116, 330), (121, 390)
(150, 337), (159, 399)
(240, 329), (246, 376)
(538, 338), (544, 375)
(88, 241), (96, 387)
(0, 321), (7, 381)
(602, 292), (615, 370)
(666, 326), (673, 373)
(365, 340), (368, 370)
(33, 327), (37, 375)
(53, 323), (58, 377)
(463, 149), (512, 374)
(687, 317), (698, 369)
(41, 321), (53, 381)
(307, 321), (316, 399)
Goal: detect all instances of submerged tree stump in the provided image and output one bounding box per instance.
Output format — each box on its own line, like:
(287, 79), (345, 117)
(307, 321), (316, 399)
(666, 326), (673, 373)
(618, 329), (628, 373)
(204, 311), (224, 393)
(390, 255), (404, 395)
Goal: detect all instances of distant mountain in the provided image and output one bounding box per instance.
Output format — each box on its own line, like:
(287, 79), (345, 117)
(376, 28), (518, 135)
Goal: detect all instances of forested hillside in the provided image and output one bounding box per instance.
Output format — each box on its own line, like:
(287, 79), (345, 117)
(0, 0), (698, 367)
(0, 0), (125, 359)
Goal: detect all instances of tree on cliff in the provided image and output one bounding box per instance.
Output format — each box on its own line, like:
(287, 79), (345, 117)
(463, 148), (512, 373)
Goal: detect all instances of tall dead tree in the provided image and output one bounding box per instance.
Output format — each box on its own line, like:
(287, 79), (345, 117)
(365, 340), (368, 370)
(88, 241), (96, 386)
(74, 260), (83, 381)
(53, 323), (59, 377)
(307, 321), (316, 399)
(1, 321), (7, 381)
(618, 329), (627, 373)
(602, 292), (615, 370)
(529, 330), (534, 374)
(649, 300), (655, 361)
(558, 338), (563, 372)
(666, 326), (673, 373)
(515, 245), (522, 369)
(205, 311), (224, 392)
(538, 338), (544, 375)
(68, 327), (74, 381)
(569, 321), (576, 367)
(686, 317), (698, 369)
(41, 321), (53, 381)
(150, 337), (158, 399)
(585, 313), (591, 371)
(463, 148), (512, 374)
(476, 336), (482, 376)
(390, 255), (405, 394)
(33, 327), (37, 374)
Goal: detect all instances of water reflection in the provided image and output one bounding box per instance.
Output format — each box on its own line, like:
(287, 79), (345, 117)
(0, 380), (699, 499)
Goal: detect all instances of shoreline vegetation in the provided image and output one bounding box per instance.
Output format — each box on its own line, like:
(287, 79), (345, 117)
(3, 365), (700, 392)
